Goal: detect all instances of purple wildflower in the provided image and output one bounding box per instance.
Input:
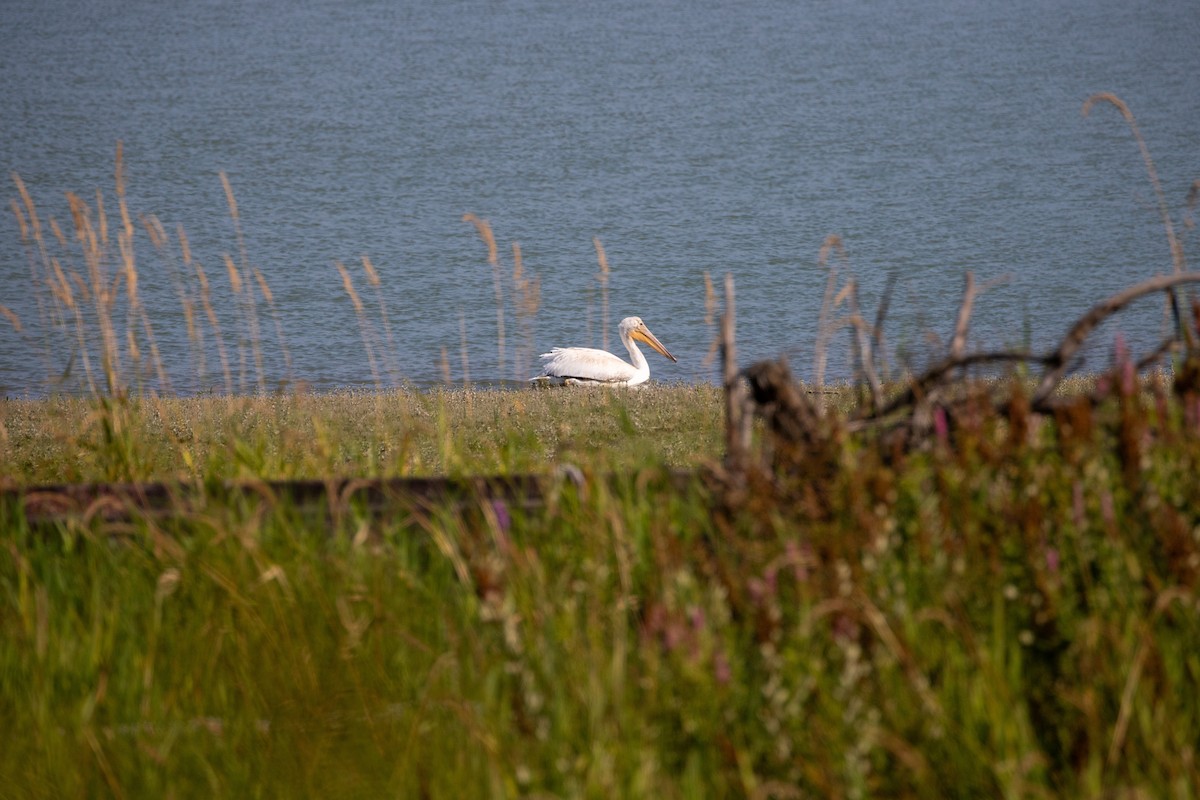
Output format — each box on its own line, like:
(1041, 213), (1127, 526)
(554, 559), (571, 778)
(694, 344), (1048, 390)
(1045, 546), (1060, 574)
(934, 405), (949, 446)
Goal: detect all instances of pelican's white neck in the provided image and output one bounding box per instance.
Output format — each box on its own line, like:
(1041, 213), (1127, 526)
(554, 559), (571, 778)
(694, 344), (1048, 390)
(621, 329), (651, 384)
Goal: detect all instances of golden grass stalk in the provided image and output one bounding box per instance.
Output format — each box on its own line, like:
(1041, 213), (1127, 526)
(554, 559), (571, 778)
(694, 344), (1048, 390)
(8, 198), (27, 240)
(11, 153), (304, 396)
(459, 309), (471, 386)
(49, 218), (68, 249)
(361, 255), (400, 383)
(336, 261), (380, 389)
(10, 188), (60, 381)
(11, 174), (50, 279)
(192, 257), (234, 395)
(511, 242), (529, 379)
(222, 252), (242, 294)
(223, 253), (249, 391)
(143, 215), (206, 384)
(510, 242), (540, 380)
(115, 149), (170, 393)
(0, 306), (20, 333)
(12, 179), (68, 386)
(594, 237), (611, 352)
(66, 191), (121, 394)
(48, 253), (98, 394)
(463, 213), (505, 379)
(220, 173), (267, 393)
(703, 270), (719, 370)
(254, 266), (294, 386)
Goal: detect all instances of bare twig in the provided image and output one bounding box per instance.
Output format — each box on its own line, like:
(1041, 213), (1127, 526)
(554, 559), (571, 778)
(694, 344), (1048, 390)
(847, 281), (882, 412)
(1083, 93), (1184, 276)
(463, 214), (505, 378)
(862, 351), (1052, 424)
(1084, 93), (1192, 348)
(1135, 336), (1182, 373)
(949, 272), (976, 361)
(721, 273), (747, 468)
(871, 270), (898, 380)
(1032, 272), (1200, 406)
(594, 237), (611, 353)
(813, 235), (847, 403)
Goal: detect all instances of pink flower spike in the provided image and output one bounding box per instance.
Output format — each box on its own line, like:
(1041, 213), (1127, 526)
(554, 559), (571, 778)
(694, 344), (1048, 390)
(1045, 546), (1060, 573)
(933, 405), (949, 446)
(786, 540), (811, 583)
(713, 650), (732, 685)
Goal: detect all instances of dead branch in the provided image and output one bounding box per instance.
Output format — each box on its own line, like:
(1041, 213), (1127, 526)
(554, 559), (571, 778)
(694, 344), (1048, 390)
(724, 268), (1200, 477)
(858, 350), (1053, 425)
(871, 270), (898, 380)
(721, 272), (749, 469)
(847, 281), (883, 413)
(949, 272), (975, 360)
(742, 359), (825, 459)
(1083, 93), (1185, 276)
(1032, 272), (1200, 406)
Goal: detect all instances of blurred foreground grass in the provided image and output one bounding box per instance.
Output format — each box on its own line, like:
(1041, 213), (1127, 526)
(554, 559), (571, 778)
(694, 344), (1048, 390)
(2, 380), (1199, 798)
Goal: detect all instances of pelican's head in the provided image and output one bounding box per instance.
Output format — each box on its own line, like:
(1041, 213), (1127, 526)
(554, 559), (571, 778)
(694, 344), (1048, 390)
(620, 316), (677, 363)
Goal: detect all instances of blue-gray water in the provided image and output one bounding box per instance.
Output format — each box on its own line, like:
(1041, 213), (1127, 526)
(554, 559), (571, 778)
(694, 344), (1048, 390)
(2, 0), (1198, 394)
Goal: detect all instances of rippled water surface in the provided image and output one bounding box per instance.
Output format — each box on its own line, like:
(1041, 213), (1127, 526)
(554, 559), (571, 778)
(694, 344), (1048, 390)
(2, 0), (1198, 393)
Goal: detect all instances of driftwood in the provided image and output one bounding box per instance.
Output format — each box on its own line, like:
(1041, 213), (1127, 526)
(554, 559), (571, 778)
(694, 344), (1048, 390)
(5, 471), (700, 527)
(734, 271), (1200, 464)
(1030, 272), (1200, 407)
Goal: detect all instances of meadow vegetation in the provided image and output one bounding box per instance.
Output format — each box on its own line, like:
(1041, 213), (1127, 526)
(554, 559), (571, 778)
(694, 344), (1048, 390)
(3, 94), (1200, 797)
(4, 372), (1200, 798)
(0, 385), (726, 487)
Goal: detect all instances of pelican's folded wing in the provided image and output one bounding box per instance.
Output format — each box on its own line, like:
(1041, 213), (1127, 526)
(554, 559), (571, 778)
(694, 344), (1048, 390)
(537, 347), (639, 383)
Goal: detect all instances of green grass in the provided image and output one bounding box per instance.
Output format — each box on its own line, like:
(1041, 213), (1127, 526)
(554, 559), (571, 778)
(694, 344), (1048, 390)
(3, 380), (1200, 798)
(0, 384), (726, 486)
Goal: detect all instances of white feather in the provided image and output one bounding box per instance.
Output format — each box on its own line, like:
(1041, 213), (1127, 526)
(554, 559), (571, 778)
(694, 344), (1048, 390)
(531, 316), (676, 387)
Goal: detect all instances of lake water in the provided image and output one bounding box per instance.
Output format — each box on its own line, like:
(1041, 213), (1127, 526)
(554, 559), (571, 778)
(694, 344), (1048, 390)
(2, 0), (1198, 394)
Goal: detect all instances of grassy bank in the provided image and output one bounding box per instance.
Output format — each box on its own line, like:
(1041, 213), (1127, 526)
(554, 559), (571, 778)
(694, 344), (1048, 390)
(1, 384), (725, 486)
(3, 380), (1200, 798)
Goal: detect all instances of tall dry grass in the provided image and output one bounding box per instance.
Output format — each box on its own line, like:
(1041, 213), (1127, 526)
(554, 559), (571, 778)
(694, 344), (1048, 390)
(7, 146), (300, 397)
(594, 236), (611, 353)
(462, 214), (542, 382)
(8, 146), (425, 397)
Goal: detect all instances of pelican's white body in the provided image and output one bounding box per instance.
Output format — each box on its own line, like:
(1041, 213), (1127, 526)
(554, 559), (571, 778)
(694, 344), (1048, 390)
(532, 316), (676, 387)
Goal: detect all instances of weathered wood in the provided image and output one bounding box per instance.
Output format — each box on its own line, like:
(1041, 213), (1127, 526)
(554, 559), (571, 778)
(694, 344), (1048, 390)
(4, 470), (702, 526)
(949, 271), (975, 361)
(721, 272), (749, 469)
(1032, 272), (1200, 407)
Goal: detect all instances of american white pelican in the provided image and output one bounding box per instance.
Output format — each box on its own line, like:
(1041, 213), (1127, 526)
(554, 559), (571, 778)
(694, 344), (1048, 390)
(532, 316), (677, 387)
